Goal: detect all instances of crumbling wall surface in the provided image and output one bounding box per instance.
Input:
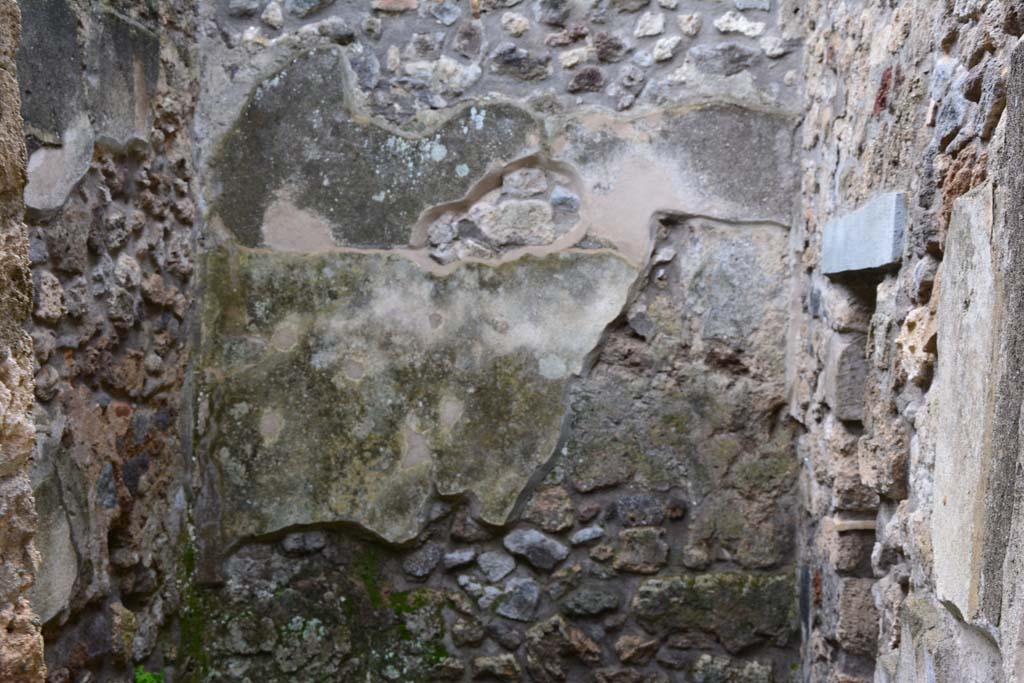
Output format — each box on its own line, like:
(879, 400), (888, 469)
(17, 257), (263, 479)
(793, 0), (1022, 681)
(16, 0), (201, 681)
(183, 0), (804, 681)
(0, 1), (46, 681)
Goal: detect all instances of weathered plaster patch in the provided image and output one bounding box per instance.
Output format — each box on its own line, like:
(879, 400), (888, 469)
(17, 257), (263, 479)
(197, 248), (640, 568)
(262, 194), (336, 252)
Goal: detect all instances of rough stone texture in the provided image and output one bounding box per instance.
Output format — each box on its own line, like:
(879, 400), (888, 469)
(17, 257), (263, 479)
(631, 572), (796, 652)
(0, 1), (45, 680)
(15, 1), (200, 681)
(793, 1), (1024, 681)
(823, 332), (869, 422)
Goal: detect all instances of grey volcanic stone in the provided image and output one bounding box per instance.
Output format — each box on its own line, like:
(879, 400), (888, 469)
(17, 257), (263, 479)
(563, 585), (621, 616)
(472, 654), (521, 681)
(822, 192), (907, 277)
(689, 42), (760, 76)
(487, 620), (524, 650)
(280, 531), (327, 555)
(403, 543), (443, 578)
(491, 43), (552, 81)
(611, 0), (649, 11)
(478, 550), (517, 582)
(496, 577), (541, 621)
(616, 494), (665, 527)
(228, 0), (262, 16)
(285, 0), (334, 17)
(504, 529), (570, 570)
(444, 548), (478, 570)
(823, 332), (869, 422)
(570, 526), (605, 545)
(535, 0), (570, 26)
(430, 0), (461, 25)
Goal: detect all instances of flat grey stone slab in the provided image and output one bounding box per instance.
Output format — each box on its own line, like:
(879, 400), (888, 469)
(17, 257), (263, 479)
(822, 192), (906, 277)
(931, 184), (996, 621)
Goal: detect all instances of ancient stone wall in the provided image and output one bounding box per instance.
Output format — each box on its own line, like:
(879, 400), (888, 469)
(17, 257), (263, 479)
(15, 0), (1024, 682)
(182, 0), (804, 681)
(793, 0), (1024, 681)
(11, 0), (809, 681)
(16, 0), (200, 680)
(0, 1), (46, 681)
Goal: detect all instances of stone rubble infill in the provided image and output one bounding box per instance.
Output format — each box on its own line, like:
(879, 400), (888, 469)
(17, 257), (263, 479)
(213, 0), (796, 119)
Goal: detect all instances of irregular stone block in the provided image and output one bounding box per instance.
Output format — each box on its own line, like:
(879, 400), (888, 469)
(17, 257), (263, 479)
(611, 0), (650, 11)
(823, 332), (868, 422)
(692, 655), (773, 683)
(822, 192), (907, 277)
(616, 494), (665, 527)
(562, 585), (621, 616)
(931, 184), (995, 621)
(688, 43), (759, 77)
(490, 43), (553, 81)
(443, 548), (476, 570)
(471, 654), (520, 681)
(631, 571), (796, 652)
(495, 577), (540, 621)
(570, 526), (604, 545)
(503, 529), (570, 570)
(613, 527), (669, 573)
(523, 485), (575, 532)
(196, 249), (637, 568)
(285, 0), (334, 17)
(714, 10), (765, 37)
(614, 634), (658, 664)
(834, 578), (878, 656)
(279, 530), (326, 555)
(402, 543), (443, 579)
(372, 0), (417, 10)
(227, 0), (262, 17)
(86, 9), (160, 143)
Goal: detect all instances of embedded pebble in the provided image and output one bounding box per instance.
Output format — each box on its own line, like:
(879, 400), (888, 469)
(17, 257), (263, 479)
(503, 529), (570, 570)
(714, 10), (766, 37)
(444, 547), (478, 569)
(634, 11), (665, 37)
(477, 550), (517, 582)
(570, 526), (605, 545)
